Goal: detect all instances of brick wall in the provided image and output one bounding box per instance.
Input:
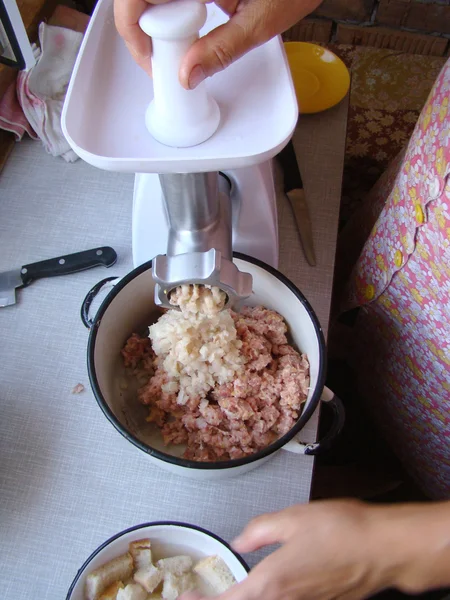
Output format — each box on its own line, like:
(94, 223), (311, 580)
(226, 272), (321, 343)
(284, 0), (450, 56)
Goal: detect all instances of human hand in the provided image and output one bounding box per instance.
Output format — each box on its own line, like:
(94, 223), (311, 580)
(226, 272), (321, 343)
(114, 0), (323, 89)
(181, 501), (395, 600)
(180, 500), (450, 600)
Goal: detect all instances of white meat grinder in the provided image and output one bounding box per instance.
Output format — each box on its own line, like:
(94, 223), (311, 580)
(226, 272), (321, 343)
(62, 0), (298, 309)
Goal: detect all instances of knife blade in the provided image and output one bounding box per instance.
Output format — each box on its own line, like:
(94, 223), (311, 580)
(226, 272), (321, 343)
(0, 246), (117, 308)
(277, 140), (317, 267)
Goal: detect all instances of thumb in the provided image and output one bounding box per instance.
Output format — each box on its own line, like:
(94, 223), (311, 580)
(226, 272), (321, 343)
(231, 510), (296, 553)
(179, 13), (262, 90)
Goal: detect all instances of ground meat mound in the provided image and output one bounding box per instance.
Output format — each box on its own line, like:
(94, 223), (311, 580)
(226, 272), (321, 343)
(123, 306), (310, 461)
(121, 333), (155, 373)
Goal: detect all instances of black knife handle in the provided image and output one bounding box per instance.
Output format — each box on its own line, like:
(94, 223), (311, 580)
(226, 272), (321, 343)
(20, 247), (117, 286)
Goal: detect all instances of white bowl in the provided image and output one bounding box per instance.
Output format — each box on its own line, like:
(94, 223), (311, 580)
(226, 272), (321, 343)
(66, 521), (249, 600)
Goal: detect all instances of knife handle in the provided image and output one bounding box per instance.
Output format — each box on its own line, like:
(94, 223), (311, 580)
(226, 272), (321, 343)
(20, 247), (117, 286)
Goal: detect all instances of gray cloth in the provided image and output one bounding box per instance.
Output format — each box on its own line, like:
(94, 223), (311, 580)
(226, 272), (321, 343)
(0, 94), (347, 600)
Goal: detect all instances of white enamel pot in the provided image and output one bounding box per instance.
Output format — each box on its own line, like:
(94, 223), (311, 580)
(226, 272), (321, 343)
(66, 521), (249, 600)
(81, 254), (345, 480)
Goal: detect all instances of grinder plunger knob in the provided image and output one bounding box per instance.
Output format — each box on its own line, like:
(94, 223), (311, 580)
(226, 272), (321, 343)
(139, 0), (221, 148)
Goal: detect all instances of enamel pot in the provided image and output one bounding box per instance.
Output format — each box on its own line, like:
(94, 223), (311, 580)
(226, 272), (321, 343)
(81, 254), (345, 480)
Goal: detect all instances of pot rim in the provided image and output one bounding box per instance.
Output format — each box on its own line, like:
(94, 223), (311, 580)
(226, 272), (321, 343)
(66, 520), (250, 599)
(87, 252), (327, 470)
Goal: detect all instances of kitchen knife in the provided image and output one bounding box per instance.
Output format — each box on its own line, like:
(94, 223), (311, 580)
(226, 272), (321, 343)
(0, 246), (117, 308)
(277, 140), (317, 267)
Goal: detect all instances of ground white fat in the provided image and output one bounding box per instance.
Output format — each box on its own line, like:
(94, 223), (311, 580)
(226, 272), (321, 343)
(149, 305), (243, 405)
(169, 284), (227, 317)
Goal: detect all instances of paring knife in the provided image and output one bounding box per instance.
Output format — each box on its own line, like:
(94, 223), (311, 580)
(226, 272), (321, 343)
(278, 140), (317, 267)
(0, 246), (117, 308)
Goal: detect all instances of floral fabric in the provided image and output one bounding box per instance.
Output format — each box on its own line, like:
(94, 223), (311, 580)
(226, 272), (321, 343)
(328, 44), (446, 226)
(343, 59), (450, 499)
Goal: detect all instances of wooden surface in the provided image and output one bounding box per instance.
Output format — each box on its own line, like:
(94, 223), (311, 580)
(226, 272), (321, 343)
(0, 129), (16, 171)
(0, 65), (16, 99)
(16, 0), (59, 42)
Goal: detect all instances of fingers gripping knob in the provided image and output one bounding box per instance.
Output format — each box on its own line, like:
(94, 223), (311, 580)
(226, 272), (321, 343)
(138, 0), (221, 147)
(139, 0), (207, 40)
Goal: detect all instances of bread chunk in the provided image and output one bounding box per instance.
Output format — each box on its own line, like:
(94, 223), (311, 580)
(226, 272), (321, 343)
(134, 565), (163, 593)
(129, 539), (152, 571)
(98, 581), (124, 600)
(116, 583), (147, 600)
(161, 573), (195, 600)
(194, 555), (236, 594)
(156, 555), (193, 576)
(85, 553), (133, 600)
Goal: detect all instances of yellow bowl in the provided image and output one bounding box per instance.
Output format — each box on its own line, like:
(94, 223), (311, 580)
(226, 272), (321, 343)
(284, 42), (350, 114)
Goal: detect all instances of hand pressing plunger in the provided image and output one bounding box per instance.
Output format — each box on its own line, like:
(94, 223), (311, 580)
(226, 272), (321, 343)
(114, 0), (323, 89)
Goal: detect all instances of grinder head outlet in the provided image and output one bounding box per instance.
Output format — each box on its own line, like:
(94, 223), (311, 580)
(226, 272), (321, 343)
(153, 249), (253, 310)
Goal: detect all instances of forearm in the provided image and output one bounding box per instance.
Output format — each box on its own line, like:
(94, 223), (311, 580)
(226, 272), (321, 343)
(371, 501), (450, 594)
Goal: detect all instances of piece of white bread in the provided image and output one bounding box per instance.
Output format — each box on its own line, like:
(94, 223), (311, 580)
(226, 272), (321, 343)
(194, 555), (236, 594)
(98, 581), (124, 600)
(133, 565), (163, 593)
(86, 553), (134, 600)
(156, 555), (193, 576)
(129, 539), (153, 571)
(162, 572), (195, 600)
(116, 583), (147, 600)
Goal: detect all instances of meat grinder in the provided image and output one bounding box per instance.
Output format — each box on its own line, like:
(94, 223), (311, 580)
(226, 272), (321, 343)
(62, 0), (298, 307)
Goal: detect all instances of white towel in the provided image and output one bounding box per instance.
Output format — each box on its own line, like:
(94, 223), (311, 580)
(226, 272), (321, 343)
(16, 23), (83, 162)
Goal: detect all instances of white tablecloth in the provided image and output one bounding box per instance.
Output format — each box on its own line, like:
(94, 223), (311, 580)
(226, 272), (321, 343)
(0, 96), (347, 600)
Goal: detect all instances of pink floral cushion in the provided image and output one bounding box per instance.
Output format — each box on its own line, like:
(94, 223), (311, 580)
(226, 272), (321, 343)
(343, 59), (450, 498)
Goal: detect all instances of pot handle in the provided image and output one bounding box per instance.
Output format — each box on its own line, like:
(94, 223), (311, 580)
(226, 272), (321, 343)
(80, 276), (119, 328)
(282, 387), (345, 456)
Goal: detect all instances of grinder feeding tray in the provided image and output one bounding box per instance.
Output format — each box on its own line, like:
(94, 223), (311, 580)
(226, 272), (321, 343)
(62, 0), (298, 308)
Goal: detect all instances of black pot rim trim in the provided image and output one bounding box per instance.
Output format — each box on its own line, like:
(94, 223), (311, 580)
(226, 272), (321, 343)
(87, 252), (327, 470)
(66, 520), (250, 599)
